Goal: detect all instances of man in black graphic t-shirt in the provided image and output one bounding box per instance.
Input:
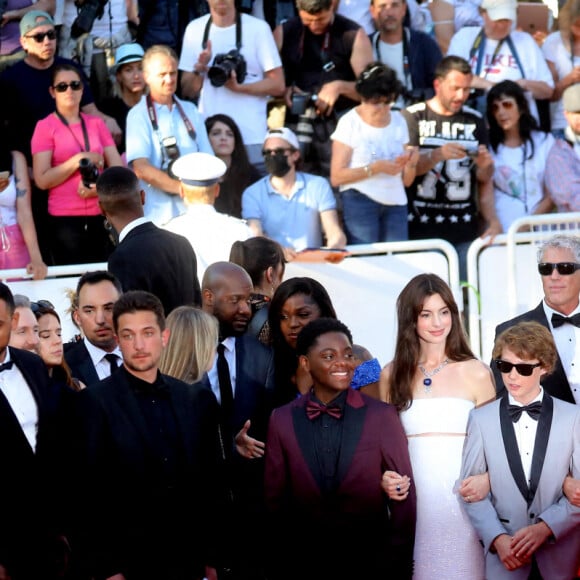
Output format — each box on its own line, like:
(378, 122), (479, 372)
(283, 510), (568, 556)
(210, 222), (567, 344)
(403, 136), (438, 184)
(402, 55), (501, 280)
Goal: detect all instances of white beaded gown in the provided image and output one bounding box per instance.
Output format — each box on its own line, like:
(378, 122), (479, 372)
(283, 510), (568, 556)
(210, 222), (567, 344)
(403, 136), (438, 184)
(400, 397), (485, 580)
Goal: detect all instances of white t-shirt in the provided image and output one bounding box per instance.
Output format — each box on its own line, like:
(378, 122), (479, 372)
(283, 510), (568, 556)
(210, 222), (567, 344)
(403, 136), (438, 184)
(331, 107), (409, 205)
(542, 31), (580, 131)
(447, 27), (554, 120)
(336, 0), (375, 34)
(491, 130), (555, 231)
(179, 13), (282, 146)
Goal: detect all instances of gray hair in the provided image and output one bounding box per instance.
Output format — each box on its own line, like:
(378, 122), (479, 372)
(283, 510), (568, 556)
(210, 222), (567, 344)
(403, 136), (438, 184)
(537, 234), (580, 263)
(13, 294), (31, 308)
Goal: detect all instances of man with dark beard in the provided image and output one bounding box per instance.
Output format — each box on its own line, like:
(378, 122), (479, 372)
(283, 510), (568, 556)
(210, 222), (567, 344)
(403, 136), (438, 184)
(242, 127), (346, 260)
(201, 261), (275, 580)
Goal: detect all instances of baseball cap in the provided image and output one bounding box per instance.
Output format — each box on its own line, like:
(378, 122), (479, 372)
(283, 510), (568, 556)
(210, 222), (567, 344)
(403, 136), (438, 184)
(563, 84), (580, 113)
(20, 10), (55, 36)
(111, 43), (145, 74)
(480, 0), (517, 21)
(171, 152), (227, 187)
(263, 127), (300, 150)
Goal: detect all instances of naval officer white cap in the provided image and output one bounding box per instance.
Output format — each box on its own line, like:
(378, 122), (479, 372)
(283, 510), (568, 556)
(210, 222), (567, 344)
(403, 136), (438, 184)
(171, 152), (227, 186)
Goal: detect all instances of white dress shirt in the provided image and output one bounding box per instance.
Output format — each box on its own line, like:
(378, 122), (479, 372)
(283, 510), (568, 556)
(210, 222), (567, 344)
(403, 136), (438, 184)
(207, 336), (236, 404)
(508, 388), (544, 485)
(84, 339), (123, 381)
(0, 348), (38, 451)
(543, 301), (580, 404)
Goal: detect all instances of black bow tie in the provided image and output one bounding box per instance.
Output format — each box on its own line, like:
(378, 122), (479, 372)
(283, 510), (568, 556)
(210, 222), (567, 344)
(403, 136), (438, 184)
(551, 312), (580, 328)
(0, 361), (14, 372)
(508, 401), (542, 423)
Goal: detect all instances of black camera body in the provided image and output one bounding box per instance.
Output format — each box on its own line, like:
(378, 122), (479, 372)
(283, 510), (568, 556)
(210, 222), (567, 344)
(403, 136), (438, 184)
(290, 92), (318, 116)
(161, 137), (180, 177)
(208, 50), (247, 87)
(71, 0), (108, 38)
(79, 157), (99, 188)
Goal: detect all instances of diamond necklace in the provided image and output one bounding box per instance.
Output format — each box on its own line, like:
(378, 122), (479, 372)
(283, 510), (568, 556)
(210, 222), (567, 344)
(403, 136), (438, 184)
(418, 358), (449, 394)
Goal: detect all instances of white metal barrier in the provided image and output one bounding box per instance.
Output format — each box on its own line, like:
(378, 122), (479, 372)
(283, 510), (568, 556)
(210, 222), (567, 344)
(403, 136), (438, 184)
(0, 241), (459, 367)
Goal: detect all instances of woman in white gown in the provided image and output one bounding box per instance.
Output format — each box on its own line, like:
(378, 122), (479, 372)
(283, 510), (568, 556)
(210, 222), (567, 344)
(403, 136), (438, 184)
(379, 273), (495, 579)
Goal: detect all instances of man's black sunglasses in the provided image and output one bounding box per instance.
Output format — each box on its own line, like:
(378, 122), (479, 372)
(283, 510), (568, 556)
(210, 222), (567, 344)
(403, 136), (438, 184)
(494, 359), (541, 376)
(25, 29), (57, 43)
(537, 262), (580, 276)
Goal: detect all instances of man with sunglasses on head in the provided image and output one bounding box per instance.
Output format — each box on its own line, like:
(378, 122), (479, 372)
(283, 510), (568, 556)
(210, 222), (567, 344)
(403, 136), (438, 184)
(493, 234), (580, 405)
(241, 127), (346, 261)
(9, 294), (40, 353)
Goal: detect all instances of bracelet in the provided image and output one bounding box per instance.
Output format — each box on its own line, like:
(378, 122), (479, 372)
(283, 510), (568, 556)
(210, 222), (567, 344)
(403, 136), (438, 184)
(364, 164), (372, 177)
(193, 69), (205, 77)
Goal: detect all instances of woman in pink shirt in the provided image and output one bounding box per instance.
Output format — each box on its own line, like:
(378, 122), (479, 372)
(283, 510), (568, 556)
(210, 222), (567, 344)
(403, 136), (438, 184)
(32, 63), (122, 265)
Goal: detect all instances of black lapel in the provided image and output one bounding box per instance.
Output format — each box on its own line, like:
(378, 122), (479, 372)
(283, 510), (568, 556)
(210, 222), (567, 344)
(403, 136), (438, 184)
(335, 398), (366, 485)
(499, 396), (530, 502)
(293, 396), (324, 490)
(528, 393), (553, 503)
(169, 378), (195, 461)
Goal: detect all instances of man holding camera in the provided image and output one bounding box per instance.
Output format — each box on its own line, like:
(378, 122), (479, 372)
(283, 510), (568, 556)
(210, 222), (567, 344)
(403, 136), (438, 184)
(126, 44), (213, 226)
(369, 0), (442, 109)
(179, 0), (285, 172)
(273, 0), (373, 177)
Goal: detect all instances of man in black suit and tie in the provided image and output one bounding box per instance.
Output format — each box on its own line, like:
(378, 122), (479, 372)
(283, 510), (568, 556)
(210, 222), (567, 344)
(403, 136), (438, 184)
(494, 234), (580, 405)
(0, 282), (64, 579)
(64, 270), (124, 387)
(70, 290), (224, 580)
(201, 261), (275, 580)
(96, 166), (201, 315)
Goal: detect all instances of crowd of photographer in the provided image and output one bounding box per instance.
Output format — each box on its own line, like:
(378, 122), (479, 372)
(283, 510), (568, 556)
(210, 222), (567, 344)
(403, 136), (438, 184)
(1, 0), (580, 276)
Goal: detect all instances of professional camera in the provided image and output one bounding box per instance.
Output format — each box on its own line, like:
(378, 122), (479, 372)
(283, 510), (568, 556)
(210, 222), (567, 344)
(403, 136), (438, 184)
(161, 137), (180, 177)
(79, 158), (99, 188)
(71, 0), (108, 38)
(290, 91), (318, 116)
(208, 50), (247, 87)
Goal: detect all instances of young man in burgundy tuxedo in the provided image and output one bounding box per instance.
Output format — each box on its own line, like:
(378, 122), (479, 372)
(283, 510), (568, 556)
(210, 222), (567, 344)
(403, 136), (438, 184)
(264, 317), (416, 580)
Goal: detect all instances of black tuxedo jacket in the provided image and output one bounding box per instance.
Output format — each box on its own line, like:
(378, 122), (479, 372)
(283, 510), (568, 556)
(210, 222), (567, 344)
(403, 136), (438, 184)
(493, 301), (575, 404)
(71, 368), (224, 579)
(0, 347), (60, 577)
(108, 221), (201, 315)
(64, 339), (99, 387)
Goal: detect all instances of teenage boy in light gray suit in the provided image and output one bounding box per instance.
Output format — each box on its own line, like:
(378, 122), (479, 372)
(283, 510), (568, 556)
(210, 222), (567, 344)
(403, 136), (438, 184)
(460, 321), (580, 580)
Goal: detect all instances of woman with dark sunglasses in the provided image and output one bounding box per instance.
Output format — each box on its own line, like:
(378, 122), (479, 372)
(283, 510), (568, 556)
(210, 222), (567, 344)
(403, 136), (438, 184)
(31, 63), (123, 265)
(487, 80), (556, 233)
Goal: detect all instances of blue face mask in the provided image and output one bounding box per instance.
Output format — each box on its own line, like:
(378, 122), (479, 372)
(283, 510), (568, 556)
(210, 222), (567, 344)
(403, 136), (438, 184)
(350, 358), (381, 390)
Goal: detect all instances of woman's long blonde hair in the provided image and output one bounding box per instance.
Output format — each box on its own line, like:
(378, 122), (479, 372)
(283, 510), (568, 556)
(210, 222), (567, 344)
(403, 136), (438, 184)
(159, 306), (219, 384)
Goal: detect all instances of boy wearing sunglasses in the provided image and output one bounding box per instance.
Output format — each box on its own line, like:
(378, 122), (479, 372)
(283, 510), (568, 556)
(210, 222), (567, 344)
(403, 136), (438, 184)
(493, 234), (580, 405)
(460, 321), (580, 580)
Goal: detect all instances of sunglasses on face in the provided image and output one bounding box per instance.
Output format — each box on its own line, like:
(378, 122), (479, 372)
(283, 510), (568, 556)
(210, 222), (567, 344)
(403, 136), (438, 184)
(262, 147), (293, 156)
(30, 299), (55, 314)
(491, 100), (516, 114)
(25, 29), (57, 43)
(537, 262), (580, 276)
(53, 81), (83, 93)
(494, 359), (541, 376)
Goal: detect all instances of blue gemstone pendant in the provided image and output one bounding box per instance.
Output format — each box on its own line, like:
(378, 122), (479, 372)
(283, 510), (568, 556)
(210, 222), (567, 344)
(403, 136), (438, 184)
(423, 378), (432, 387)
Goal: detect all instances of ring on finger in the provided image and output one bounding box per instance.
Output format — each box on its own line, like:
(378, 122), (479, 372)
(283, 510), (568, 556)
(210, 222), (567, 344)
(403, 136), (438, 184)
(396, 485), (401, 493)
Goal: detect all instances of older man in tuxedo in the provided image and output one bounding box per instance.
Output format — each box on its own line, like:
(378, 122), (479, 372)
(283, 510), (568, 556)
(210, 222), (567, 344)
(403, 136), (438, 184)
(264, 318), (416, 580)
(462, 321), (580, 580)
(493, 234), (580, 404)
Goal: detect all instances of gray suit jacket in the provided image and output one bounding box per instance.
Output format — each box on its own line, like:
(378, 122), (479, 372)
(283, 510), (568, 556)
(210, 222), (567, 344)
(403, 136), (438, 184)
(460, 394), (580, 580)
